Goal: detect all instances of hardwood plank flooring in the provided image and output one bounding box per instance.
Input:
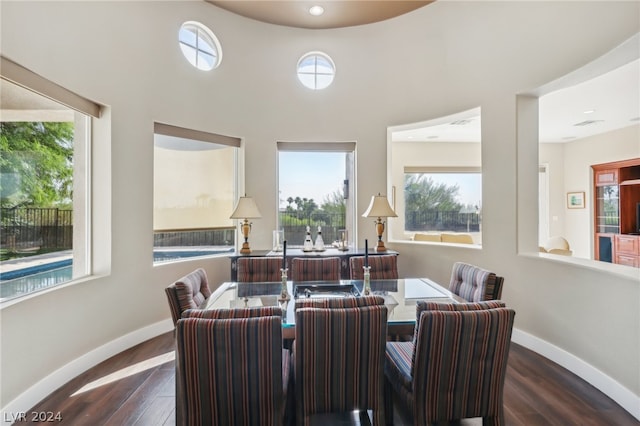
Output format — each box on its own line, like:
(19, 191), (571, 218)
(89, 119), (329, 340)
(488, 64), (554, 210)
(22, 332), (638, 425)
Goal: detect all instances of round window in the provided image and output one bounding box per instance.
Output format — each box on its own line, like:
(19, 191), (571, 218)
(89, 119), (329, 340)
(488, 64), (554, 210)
(178, 21), (222, 71)
(297, 52), (335, 90)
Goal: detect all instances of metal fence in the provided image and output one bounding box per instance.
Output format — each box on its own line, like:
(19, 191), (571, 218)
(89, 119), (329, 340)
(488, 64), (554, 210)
(1, 207), (237, 254)
(154, 228), (235, 247)
(405, 210), (480, 232)
(1, 208), (73, 252)
(279, 212), (346, 246)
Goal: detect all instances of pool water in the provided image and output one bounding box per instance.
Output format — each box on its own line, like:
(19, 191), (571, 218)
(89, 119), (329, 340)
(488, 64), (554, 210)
(0, 265), (73, 300)
(0, 247), (233, 301)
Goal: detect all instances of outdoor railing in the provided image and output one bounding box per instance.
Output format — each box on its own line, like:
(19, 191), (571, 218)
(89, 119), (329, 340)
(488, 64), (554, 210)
(405, 210), (480, 233)
(1, 207), (72, 252)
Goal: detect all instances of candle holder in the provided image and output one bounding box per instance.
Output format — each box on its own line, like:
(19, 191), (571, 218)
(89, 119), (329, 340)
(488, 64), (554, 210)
(273, 230), (284, 252)
(363, 266), (371, 295)
(279, 268), (290, 301)
(337, 229), (349, 251)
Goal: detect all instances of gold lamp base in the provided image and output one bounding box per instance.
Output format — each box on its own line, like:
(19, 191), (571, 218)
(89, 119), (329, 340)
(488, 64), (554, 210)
(375, 218), (387, 251)
(239, 219), (252, 254)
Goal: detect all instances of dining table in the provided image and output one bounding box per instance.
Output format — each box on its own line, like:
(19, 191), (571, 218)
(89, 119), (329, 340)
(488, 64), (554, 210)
(199, 278), (465, 339)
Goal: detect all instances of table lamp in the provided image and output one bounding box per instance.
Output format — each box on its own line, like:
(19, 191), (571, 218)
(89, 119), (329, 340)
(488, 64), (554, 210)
(230, 195), (262, 254)
(362, 193), (397, 252)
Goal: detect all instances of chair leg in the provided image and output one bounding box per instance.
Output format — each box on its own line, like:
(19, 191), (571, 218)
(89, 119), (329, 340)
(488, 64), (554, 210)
(383, 378), (394, 425)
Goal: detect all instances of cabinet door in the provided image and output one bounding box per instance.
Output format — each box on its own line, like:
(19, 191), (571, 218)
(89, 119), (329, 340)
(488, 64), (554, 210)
(595, 185), (619, 234)
(615, 234), (639, 255)
(615, 254), (639, 267)
(595, 169), (618, 186)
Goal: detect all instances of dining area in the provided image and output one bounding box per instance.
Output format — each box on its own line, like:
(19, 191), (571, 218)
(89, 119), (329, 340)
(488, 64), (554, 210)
(165, 251), (514, 426)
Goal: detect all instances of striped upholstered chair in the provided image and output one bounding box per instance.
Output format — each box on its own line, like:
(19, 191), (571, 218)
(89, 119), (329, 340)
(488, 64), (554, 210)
(175, 312), (288, 426)
(290, 256), (341, 282)
(349, 254), (399, 280)
(295, 294), (385, 310)
(448, 261), (504, 302)
(165, 268), (211, 326)
(182, 306), (284, 319)
(236, 256), (283, 282)
(384, 302), (515, 425)
(294, 304), (388, 425)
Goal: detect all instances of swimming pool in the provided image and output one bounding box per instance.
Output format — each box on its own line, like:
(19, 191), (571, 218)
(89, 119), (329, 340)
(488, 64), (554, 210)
(0, 265), (73, 300)
(0, 248), (233, 301)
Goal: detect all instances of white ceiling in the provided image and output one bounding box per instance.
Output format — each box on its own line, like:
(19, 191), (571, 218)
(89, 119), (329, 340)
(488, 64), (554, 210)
(391, 57), (640, 144)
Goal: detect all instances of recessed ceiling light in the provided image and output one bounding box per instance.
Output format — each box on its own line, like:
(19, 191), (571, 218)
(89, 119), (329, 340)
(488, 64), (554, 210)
(583, 109), (596, 114)
(309, 5), (324, 16)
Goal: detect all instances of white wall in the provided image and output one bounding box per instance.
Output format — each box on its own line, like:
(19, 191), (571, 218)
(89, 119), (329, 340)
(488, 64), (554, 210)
(1, 0), (639, 418)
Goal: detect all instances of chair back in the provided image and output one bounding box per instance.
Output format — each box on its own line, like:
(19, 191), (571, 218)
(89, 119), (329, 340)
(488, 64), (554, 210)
(448, 262), (501, 302)
(290, 257), (341, 282)
(165, 284), (181, 326)
(349, 255), (398, 280)
(182, 306), (283, 319)
(411, 307), (515, 424)
(175, 315), (285, 426)
(295, 295), (385, 310)
(166, 268), (211, 326)
(236, 257), (283, 282)
(294, 304), (388, 425)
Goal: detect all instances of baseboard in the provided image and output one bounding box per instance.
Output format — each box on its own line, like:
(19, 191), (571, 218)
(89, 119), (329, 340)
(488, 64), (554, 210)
(512, 328), (640, 421)
(0, 319), (174, 425)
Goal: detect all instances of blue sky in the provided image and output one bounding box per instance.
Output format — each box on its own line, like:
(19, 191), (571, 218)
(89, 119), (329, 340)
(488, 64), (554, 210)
(278, 152), (345, 208)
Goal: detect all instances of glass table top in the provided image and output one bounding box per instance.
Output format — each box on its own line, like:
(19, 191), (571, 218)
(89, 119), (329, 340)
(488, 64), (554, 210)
(200, 278), (462, 327)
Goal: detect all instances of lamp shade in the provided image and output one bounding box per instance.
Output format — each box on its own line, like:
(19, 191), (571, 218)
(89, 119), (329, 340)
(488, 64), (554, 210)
(362, 194), (397, 218)
(230, 196), (262, 219)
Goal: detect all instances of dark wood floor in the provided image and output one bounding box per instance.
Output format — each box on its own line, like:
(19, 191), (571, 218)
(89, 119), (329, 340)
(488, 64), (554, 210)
(23, 332), (638, 425)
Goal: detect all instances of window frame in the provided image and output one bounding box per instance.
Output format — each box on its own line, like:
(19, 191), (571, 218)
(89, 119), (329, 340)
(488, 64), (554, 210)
(152, 122), (240, 265)
(296, 51), (336, 90)
(1, 56), (101, 302)
(276, 141), (356, 249)
(178, 21), (222, 71)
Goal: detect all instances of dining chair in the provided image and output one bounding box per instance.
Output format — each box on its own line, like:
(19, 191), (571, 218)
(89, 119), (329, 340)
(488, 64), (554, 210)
(290, 257), (341, 282)
(175, 313), (288, 426)
(349, 254), (398, 280)
(384, 302), (515, 425)
(448, 261), (504, 302)
(295, 294), (385, 310)
(165, 268), (211, 326)
(236, 256), (283, 282)
(294, 304), (388, 426)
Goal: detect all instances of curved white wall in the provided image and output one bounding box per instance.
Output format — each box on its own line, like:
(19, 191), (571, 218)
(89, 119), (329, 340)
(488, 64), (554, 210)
(1, 0), (638, 419)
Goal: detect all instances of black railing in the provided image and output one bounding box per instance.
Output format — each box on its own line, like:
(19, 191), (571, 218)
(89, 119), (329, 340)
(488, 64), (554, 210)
(279, 212), (346, 246)
(154, 228), (235, 247)
(1, 208), (73, 251)
(405, 210), (480, 232)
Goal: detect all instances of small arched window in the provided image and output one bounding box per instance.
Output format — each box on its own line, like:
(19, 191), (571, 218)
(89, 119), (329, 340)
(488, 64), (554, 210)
(297, 52), (335, 90)
(178, 21), (222, 71)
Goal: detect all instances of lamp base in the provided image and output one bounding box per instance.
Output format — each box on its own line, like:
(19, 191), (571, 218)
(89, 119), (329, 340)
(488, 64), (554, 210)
(375, 240), (388, 252)
(239, 242), (252, 254)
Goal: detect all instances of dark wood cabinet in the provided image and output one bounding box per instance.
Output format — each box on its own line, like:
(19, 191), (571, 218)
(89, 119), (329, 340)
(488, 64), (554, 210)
(592, 158), (640, 267)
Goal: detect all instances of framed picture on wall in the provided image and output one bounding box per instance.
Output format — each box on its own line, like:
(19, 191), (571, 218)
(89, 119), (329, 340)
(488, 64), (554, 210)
(567, 191), (585, 209)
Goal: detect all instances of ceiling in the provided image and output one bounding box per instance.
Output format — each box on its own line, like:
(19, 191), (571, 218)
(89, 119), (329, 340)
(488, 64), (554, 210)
(2, 2), (638, 144)
(391, 58), (640, 143)
(206, 1), (433, 29)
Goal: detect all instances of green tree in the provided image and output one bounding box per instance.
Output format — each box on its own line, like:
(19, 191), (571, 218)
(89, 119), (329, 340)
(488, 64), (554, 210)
(1, 122), (74, 208)
(404, 174), (462, 213)
(320, 190), (346, 215)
